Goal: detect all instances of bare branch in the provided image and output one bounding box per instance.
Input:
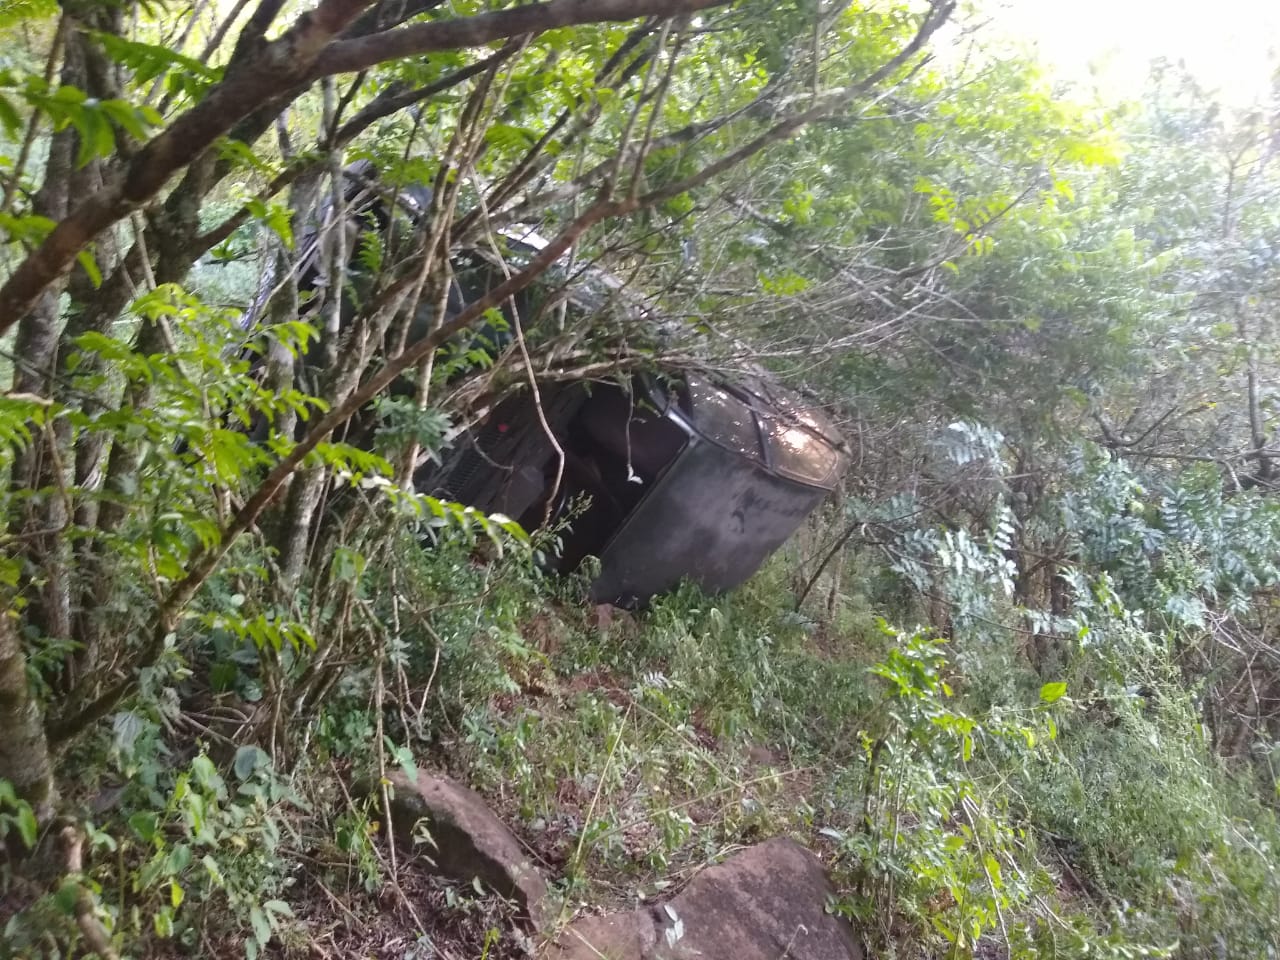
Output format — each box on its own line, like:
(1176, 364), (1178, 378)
(198, 0), (256, 64)
(310, 0), (729, 78)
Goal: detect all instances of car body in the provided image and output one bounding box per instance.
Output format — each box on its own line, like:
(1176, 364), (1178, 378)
(421, 370), (847, 604)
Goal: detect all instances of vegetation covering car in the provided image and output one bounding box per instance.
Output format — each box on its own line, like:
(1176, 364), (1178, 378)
(252, 163), (848, 603)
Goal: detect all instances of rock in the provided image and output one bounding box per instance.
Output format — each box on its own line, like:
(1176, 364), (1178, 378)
(654, 838), (863, 960)
(546, 838), (862, 960)
(590, 603), (616, 630)
(383, 770), (551, 931)
(745, 743), (782, 768)
(552, 912), (657, 960)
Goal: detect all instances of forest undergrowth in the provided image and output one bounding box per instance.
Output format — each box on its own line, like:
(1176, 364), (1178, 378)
(8, 501), (1279, 960)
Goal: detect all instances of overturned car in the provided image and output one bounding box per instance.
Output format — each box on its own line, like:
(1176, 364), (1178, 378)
(424, 371), (846, 605)
(247, 164), (848, 604)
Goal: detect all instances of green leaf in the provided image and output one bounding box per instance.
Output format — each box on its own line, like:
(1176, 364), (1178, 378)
(101, 98), (151, 140)
(384, 737), (418, 783)
(249, 904), (272, 946)
(246, 198), (294, 249)
(330, 546), (367, 584)
(72, 107), (117, 167)
(129, 811), (159, 843)
(1039, 682), (1067, 704)
(201, 853), (224, 886)
(154, 906), (174, 938)
(233, 745), (270, 782)
(53, 879), (81, 914)
(0, 211), (56, 245)
(984, 854), (1003, 889)
(484, 123), (536, 152)
(77, 248), (102, 288)
(191, 754), (221, 791)
(0, 556), (20, 588)
(15, 803), (37, 849)
(0, 92), (20, 137)
(216, 136), (275, 175)
(93, 32), (221, 98)
(209, 660), (237, 692)
(165, 843), (192, 874)
(0, 0), (58, 29)
(49, 84), (87, 106)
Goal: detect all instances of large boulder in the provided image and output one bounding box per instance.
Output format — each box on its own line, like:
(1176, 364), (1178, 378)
(383, 770), (551, 931)
(546, 837), (862, 960)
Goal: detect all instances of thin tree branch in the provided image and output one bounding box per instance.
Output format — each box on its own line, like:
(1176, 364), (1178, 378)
(199, 0), (256, 64)
(310, 0), (728, 78)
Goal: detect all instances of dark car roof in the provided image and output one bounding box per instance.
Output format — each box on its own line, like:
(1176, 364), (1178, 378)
(653, 373), (847, 492)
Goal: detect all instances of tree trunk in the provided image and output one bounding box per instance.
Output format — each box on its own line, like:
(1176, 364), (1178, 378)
(0, 613), (55, 825)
